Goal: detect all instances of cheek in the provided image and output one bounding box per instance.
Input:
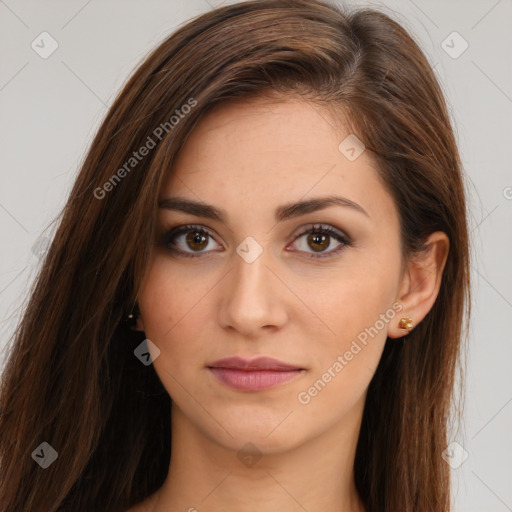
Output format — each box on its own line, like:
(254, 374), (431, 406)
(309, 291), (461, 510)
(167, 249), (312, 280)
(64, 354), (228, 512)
(294, 284), (397, 420)
(137, 257), (216, 369)
(304, 252), (400, 340)
(296, 248), (401, 386)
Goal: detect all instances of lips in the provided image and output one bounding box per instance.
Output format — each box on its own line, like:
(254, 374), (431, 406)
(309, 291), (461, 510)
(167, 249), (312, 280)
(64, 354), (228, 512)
(207, 356), (305, 392)
(207, 356), (303, 371)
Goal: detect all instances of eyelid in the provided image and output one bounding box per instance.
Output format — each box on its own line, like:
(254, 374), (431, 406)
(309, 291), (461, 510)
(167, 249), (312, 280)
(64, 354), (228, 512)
(291, 223), (350, 243)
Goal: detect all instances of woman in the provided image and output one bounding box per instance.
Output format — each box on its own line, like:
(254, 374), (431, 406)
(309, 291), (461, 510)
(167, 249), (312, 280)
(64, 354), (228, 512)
(0, 0), (470, 511)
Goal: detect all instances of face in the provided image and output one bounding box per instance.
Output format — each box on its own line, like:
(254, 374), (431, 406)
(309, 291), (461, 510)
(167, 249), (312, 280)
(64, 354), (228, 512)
(137, 95), (406, 454)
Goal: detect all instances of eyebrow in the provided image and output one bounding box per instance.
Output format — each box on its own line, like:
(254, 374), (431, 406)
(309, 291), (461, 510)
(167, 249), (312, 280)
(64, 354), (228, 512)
(158, 195), (370, 222)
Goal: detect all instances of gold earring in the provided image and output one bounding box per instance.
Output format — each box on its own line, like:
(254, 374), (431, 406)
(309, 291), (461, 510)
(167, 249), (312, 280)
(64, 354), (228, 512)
(398, 317), (413, 331)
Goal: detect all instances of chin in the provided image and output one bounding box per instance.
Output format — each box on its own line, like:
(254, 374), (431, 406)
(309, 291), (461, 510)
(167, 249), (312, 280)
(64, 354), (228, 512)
(210, 412), (307, 453)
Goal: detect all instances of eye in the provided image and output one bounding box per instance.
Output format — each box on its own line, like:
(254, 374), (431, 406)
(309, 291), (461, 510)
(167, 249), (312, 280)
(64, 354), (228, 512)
(160, 223), (351, 259)
(160, 224), (221, 258)
(288, 223), (351, 259)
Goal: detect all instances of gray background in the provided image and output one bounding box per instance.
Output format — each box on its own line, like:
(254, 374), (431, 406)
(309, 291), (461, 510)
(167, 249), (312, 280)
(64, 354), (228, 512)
(1, 1), (511, 510)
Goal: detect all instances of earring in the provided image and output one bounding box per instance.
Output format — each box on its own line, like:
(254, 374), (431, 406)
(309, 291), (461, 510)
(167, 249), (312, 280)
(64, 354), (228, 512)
(398, 317), (413, 331)
(126, 312), (138, 330)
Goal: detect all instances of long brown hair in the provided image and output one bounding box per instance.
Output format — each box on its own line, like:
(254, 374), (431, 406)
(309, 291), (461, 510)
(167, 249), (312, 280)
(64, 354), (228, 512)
(0, 1), (470, 510)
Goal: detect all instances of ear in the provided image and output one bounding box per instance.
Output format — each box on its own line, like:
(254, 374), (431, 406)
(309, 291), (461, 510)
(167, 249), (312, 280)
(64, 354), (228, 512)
(387, 231), (449, 339)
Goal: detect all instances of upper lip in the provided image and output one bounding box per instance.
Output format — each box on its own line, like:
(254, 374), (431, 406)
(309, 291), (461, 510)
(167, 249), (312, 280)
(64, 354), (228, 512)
(207, 356), (303, 371)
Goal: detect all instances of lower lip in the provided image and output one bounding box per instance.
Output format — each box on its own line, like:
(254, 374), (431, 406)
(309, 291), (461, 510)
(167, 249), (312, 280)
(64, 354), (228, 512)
(208, 367), (304, 392)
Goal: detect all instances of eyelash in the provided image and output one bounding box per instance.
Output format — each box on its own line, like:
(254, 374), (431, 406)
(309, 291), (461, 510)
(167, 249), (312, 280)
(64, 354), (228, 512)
(160, 223), (352, 260)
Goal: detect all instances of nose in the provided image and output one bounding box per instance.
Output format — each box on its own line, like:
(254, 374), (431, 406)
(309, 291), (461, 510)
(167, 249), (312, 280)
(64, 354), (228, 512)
(217, 242), (288, 338)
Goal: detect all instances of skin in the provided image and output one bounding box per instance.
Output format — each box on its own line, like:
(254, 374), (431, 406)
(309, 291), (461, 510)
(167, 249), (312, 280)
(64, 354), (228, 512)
(129, 95), (449, 512)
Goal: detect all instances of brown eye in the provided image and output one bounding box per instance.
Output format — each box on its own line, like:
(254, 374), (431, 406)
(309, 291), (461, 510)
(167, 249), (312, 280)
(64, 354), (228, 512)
(161, 223), (351, 260)
(185, 230), (209, 251)
(290, 224), (351, 259)
(161, 225), (221, 258)
(307, 232), (330, 252)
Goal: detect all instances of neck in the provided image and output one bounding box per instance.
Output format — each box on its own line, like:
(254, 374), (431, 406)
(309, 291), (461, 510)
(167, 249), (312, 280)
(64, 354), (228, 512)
(151, 397), (367, 512)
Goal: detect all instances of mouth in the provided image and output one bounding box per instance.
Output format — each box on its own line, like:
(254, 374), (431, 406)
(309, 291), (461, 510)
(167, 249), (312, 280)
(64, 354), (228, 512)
(206, 356), (306, 392)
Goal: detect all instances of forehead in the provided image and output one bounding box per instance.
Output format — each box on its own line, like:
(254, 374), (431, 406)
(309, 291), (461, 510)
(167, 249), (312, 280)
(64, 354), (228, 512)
(160, 96), (397, 226)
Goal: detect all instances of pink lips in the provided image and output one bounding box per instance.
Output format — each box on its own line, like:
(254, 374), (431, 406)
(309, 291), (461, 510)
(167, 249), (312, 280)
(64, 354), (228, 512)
(207, 356), (305, 392)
